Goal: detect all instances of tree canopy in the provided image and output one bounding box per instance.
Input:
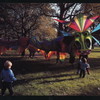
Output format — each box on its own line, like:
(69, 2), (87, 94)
(0, 3), (100, 40)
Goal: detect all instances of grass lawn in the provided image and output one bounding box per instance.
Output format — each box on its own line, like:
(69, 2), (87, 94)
(0, 47), (100, 96)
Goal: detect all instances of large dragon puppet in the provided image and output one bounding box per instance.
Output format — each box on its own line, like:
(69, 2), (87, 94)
(29, 14), (100, 63)
(0, 14), (100, 64)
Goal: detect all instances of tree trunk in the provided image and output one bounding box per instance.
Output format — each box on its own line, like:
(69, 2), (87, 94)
(58, 3), (65, 36)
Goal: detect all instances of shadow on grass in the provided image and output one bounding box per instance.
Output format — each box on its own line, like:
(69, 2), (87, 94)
(0, 56), (100, 73)
(0, 56), (100, 84)
(38, 77), (80, 84)
(0, 56), (100, 75)
(88, 58), (100, 69)
(13, 73), (77, 86)
(0, 56), (75, 75)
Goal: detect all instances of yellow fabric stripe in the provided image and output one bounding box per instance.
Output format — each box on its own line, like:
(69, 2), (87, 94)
(74, 16), (82, 32)
(82, 15), (87, 31)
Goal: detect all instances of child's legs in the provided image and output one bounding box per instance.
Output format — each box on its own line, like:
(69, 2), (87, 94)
(79, 69), (82, 77)
(1, 82), (7, 95)
(77, 67), (80, 74)
(86, 68), (90, 74)
(82, 70), (86, 78)
(7, 82), (13, 96)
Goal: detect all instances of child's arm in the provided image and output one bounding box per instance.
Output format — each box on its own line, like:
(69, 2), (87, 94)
(87, 64), (90, 68)
(9, 70), (17, 81)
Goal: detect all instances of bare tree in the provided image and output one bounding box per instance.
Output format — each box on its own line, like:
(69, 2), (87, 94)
(42, 3), (83, 36)
(0, 3), (55, 40)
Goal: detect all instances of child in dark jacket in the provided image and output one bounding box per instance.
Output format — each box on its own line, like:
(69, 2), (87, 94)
(0, 60), (17, 96)
(79, 58), (90, 78)
(77, 55), (90, 75)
